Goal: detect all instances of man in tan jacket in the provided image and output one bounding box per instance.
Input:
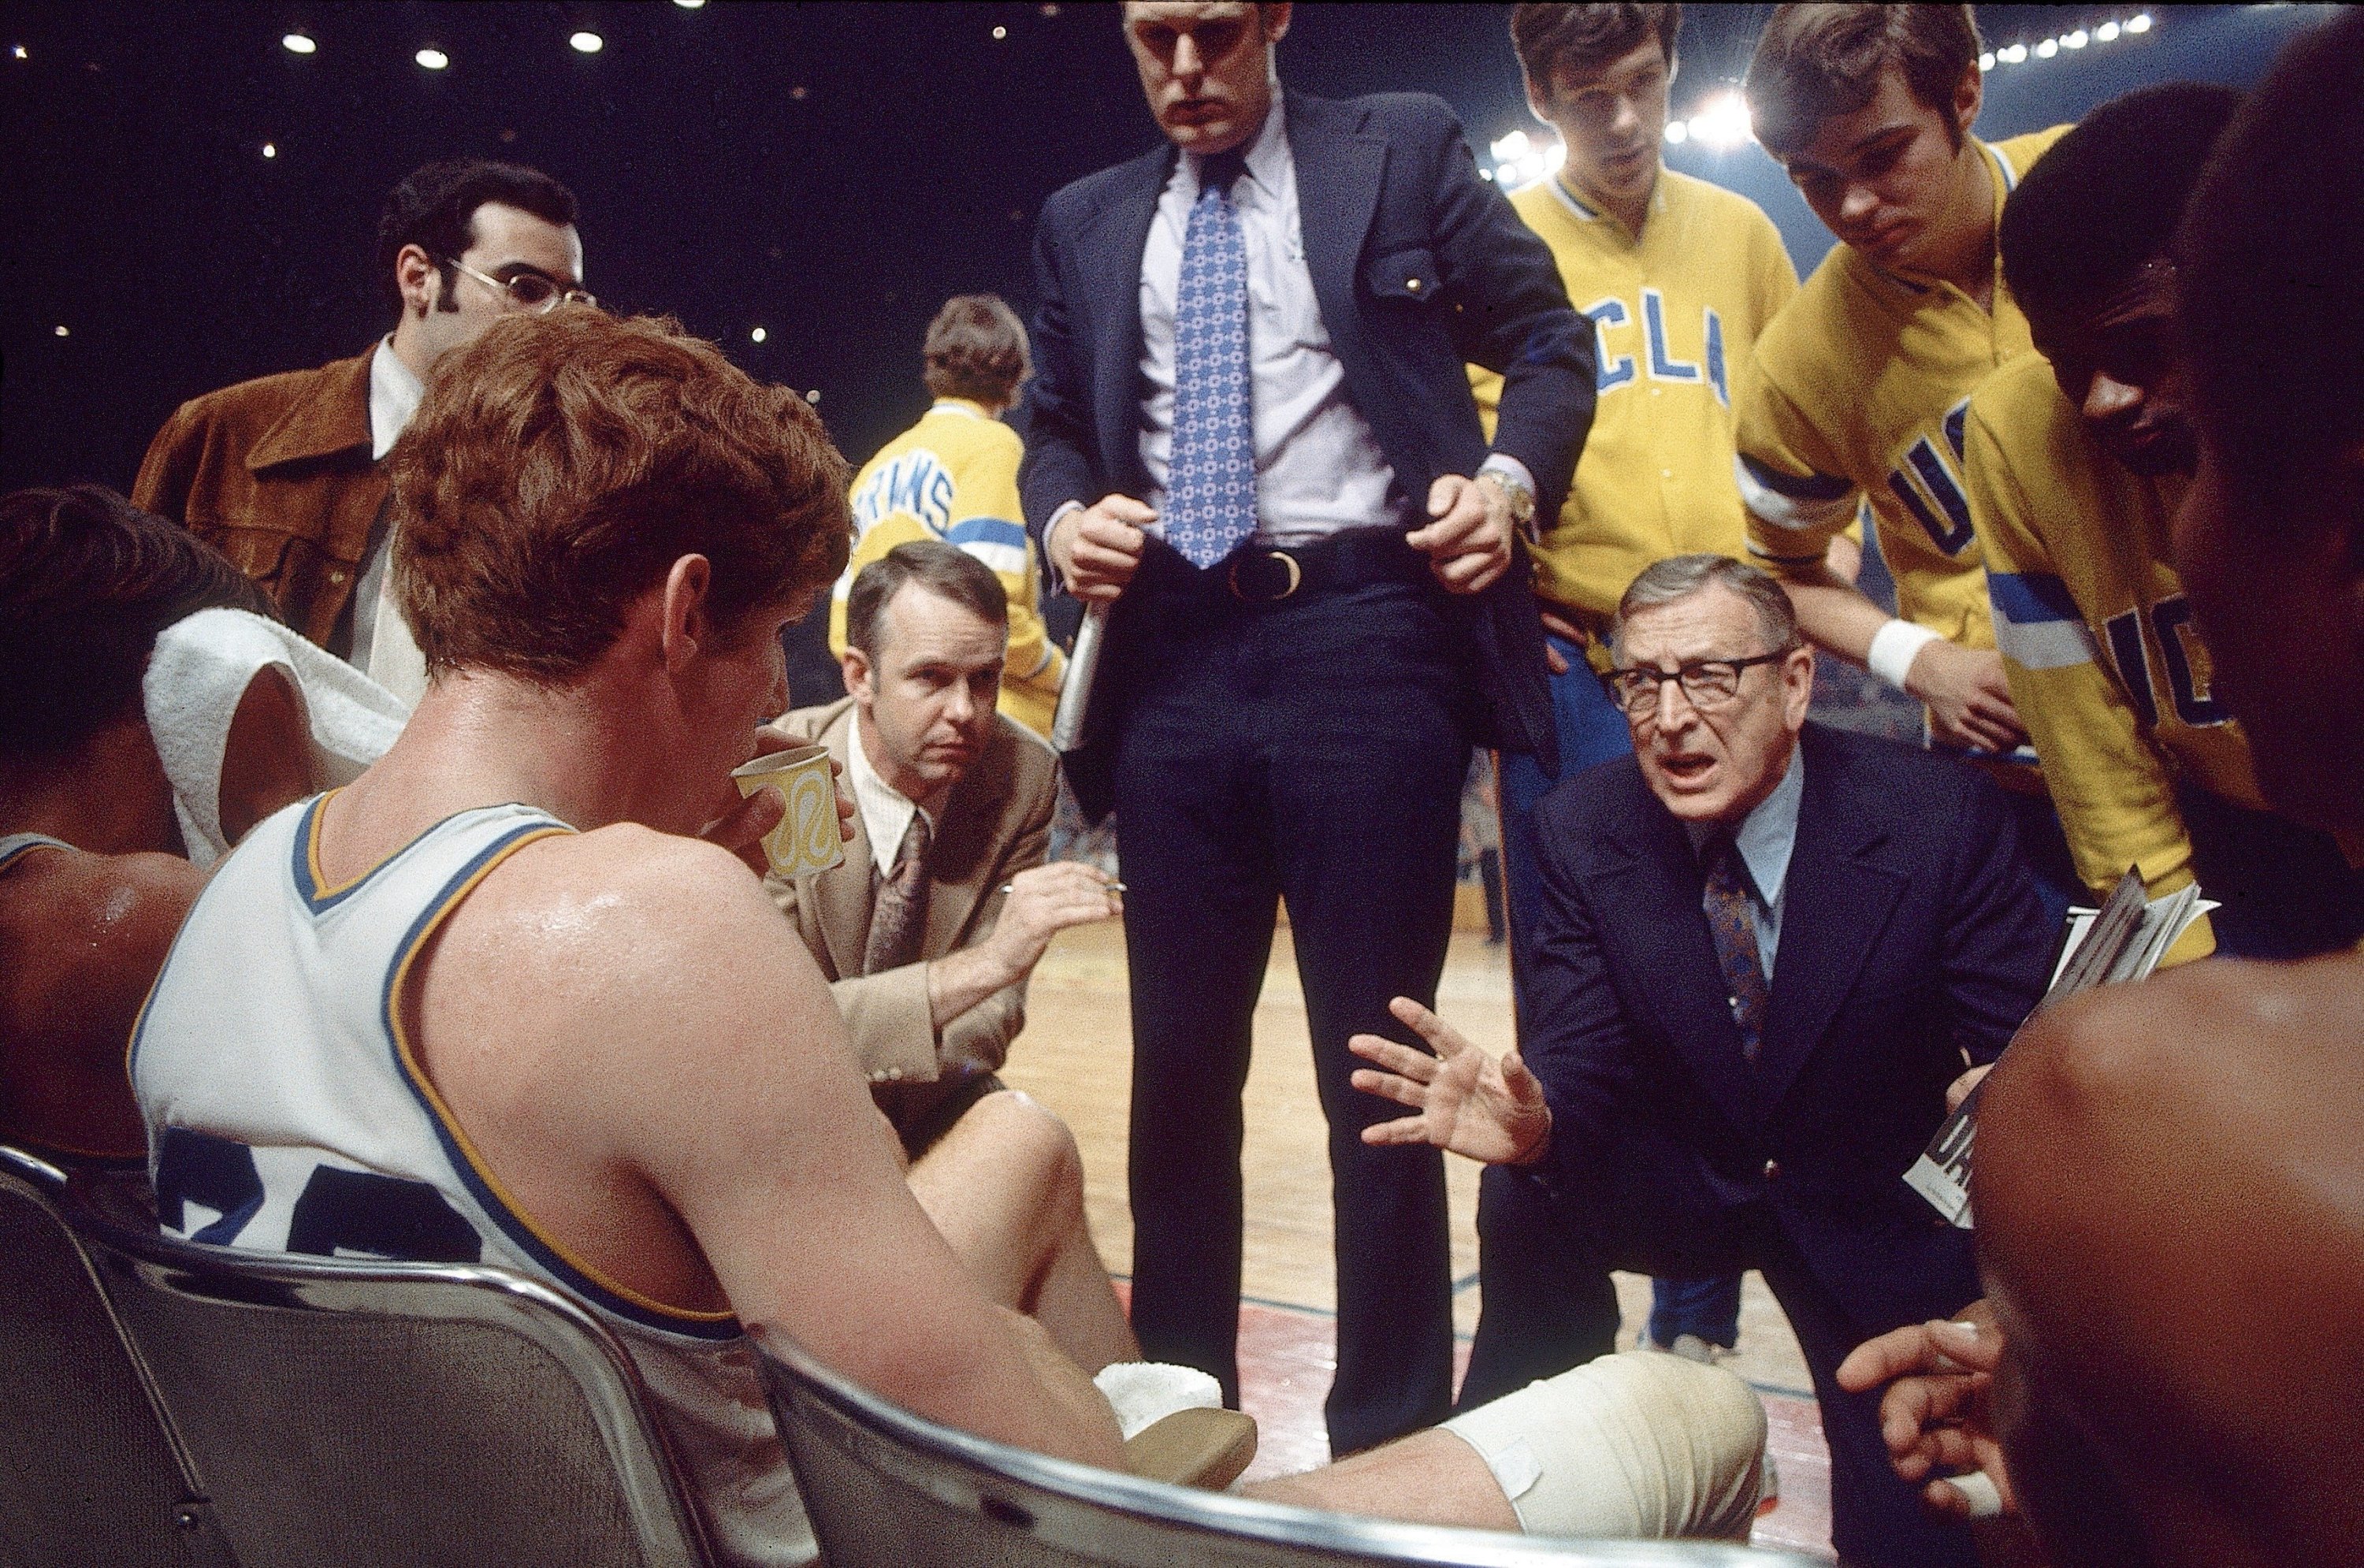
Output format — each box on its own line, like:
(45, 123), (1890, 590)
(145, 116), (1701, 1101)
(131, 159), (585, 697)
(768, 541), (1120, 1152)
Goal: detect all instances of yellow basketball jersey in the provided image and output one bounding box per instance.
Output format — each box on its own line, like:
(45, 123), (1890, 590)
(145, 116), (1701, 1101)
(1964, 354), (2269, 959)
(1472, 169), (1799, 623)
(1738, 126), (2072, 648)
(831, 399), (1065, 738)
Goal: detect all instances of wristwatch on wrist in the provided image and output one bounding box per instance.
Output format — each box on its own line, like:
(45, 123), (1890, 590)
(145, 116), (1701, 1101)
(1477, 471), (1538, 543)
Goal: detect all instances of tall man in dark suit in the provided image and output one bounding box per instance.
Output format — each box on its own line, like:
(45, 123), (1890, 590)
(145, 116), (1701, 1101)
(1019, 1), (1594, 1453)
(1348, 555), (2054, 1565)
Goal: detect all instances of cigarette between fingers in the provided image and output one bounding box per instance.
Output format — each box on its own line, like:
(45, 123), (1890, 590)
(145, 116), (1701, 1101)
(998, 880), (1127, 896)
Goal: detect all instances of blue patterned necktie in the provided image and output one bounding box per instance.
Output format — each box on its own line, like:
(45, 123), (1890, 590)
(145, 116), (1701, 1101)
(1165, 150), (1256, 570)
(1701, 830), (1770, 1062)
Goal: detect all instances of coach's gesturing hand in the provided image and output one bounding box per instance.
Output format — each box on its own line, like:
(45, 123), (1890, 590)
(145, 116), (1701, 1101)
(1349, 996), (1552, 1166)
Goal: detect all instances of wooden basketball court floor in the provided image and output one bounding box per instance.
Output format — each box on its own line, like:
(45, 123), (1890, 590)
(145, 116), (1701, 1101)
(998, 919), (1838, 1559)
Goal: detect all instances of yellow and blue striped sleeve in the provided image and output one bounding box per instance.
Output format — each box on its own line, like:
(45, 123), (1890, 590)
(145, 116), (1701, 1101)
(1735, 358), (1861, 572)
(1964, 396), (2213, 962)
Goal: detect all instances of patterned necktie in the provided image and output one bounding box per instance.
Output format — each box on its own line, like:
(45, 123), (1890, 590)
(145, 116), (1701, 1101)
(1701, 831), (1771, 1062)
(864, 812), (932, 976)
(1165, 149), (1256, 569)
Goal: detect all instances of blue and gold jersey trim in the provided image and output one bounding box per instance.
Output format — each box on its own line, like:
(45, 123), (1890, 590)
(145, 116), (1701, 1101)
(378, 816), (744, 1343)
(1988, 572), (2095, 671)
(293, 790), (451, 913)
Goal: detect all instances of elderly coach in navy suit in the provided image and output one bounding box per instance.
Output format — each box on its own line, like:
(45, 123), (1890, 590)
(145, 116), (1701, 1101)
(1017, 2), (1593, 1453)
(1350, 556), (2054, 1564)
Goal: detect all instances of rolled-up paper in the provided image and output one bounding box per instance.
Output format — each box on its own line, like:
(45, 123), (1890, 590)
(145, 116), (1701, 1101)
(1951, 1470), (2005, 1519)
(1050, 601), (1109, 754)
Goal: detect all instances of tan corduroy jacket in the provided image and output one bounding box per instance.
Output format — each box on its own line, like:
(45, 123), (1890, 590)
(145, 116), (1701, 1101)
(132, 348), (386, 651)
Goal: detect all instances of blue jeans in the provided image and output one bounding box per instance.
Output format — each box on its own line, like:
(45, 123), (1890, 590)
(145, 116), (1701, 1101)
(1496, 634), (1746, 1351)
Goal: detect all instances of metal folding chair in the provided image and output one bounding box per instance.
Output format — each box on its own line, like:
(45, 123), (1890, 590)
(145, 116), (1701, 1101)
(0, 1143), (236, 1566)
(63, 1168), (720, 1568)
(760, 1333), (1818, 1568)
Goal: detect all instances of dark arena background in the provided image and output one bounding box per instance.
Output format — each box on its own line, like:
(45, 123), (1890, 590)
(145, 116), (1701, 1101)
(0, 2), (2326, 697)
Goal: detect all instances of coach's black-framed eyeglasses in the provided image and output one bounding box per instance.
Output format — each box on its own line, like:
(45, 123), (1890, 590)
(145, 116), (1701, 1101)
(1602, 650), (1793, 716)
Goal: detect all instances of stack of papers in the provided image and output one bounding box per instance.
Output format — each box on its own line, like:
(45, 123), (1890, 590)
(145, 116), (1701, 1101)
(1904, 869), (2217, 1228)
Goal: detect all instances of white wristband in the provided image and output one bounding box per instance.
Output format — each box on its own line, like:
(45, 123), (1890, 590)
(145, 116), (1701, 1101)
(1867, 619), (1943, 693)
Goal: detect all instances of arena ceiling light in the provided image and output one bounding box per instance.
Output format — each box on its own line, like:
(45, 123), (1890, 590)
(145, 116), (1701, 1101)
(570, 31), (604, 54)
(1484, 128), (1566, 191)
(281, 32), (317, 54)
(415, 46), (450, 70)
(1985, 13), (2153, 73)
(674, 0), (706, 8)
(1684, 91), (1753, 150)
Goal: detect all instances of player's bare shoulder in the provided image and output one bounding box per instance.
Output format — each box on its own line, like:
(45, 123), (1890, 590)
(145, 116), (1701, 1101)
(406, 817), (859, 1163)
(431, 822), (801, 1005)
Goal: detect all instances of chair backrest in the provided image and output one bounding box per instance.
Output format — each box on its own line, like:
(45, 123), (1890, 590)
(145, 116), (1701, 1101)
(62, 1169), (719, 1568)
(760, 1336), (1818, 1568)
(0, 1144), (237, 1568)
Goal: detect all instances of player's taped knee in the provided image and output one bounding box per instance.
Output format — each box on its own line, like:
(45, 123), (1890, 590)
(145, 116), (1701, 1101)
(1438, 1351), (1767, 1540)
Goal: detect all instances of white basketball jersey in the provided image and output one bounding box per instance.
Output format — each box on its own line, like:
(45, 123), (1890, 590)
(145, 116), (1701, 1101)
(131, 793), (814, 1567)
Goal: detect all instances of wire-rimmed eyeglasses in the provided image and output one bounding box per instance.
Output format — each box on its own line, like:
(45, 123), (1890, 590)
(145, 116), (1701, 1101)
(440, 255), (597, 314)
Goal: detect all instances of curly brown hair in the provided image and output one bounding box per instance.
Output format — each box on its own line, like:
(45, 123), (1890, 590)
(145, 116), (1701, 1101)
(389, 310), (851, 682)
(921, 295), (1031, 406)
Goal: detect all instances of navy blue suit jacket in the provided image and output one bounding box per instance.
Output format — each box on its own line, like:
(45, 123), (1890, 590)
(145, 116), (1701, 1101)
(1017, 90), (1595, 812)
(1523, 724), (2054, 1321)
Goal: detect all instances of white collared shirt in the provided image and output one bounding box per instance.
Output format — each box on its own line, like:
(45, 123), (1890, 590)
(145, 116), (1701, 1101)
(349, 339), (427, 684)
(1684, 744), (1805, 976)
(366, 336), (424, 461)
(1136, 95), (1406, 546)
(847, 708), (939, 878)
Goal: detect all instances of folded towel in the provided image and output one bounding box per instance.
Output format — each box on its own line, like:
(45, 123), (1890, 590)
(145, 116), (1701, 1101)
(1092, 1361), (1225, 1442)
(143, 608), (409, 866)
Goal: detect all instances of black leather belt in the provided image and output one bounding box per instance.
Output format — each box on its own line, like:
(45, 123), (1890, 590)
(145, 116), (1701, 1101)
(1219, 530), (1429, 604)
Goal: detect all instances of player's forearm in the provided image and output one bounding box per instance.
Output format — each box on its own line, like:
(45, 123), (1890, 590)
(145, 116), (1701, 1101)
(926, 943), (1020, 1031)
(1774, 564), (1895, 667)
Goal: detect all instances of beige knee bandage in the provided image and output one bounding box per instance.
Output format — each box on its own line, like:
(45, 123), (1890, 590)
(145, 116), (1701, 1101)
(1439, 1351), (1767, 1540)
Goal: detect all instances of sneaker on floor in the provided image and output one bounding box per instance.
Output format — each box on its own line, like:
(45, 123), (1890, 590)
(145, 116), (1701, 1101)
(1638, 1331), (1731, 1365)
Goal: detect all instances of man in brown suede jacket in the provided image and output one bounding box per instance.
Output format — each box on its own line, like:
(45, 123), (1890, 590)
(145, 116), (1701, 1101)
(132, 160), (584, 692)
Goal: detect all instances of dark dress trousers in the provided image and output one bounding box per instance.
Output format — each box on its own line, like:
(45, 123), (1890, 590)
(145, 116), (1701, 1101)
(1018, 89), (1593, 1454)
(1507, 724), (2054, 1568)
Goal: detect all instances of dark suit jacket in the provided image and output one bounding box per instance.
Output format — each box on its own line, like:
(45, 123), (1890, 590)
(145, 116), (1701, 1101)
(1017, 89), (1596, 815)
(1523, 724), (2054, 1317)
(133, 349), (386, 650)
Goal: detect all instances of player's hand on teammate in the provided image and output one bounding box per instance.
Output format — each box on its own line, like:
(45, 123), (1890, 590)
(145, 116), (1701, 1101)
(1411, 474), (1513, 595)
(1350, 996), (1552, 1165)
(1836, 1297), (2016, 1520)
(1049, 496), (1155, 601)
(1907, 641), (2030, 753)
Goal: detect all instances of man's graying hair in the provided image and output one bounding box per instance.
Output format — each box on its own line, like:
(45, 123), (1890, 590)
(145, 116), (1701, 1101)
(1610, 555), (1801, 658)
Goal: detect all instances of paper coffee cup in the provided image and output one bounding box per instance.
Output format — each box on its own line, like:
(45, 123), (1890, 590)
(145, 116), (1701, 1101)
(732, 745), (846, 879)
